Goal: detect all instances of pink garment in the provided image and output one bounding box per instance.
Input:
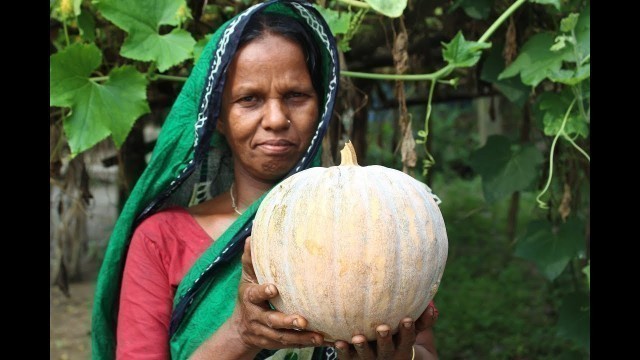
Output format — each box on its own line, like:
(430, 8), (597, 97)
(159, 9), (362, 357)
(116, 207), (212, 360)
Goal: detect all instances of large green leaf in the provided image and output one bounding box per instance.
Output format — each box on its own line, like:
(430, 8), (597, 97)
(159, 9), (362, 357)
(557, 292), (590, 350)
(363, 0), (407, 18)
(514, 218), (585, 281)
(450, 0), (494, 20)
(480, 44), (529, 107)
(96, 0), (196, 72)
(535, 89), (589, 138)
(498, 33), (569, 86)
(469, 135), (544, 203)
(121, 28), (196, 72)
(313, 5), (351, 35)
(442, 31), (491, 68)
(50, 43), (150, 156)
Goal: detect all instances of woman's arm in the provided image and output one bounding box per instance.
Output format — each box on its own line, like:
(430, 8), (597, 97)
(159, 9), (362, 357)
(190, 238), (324, 359)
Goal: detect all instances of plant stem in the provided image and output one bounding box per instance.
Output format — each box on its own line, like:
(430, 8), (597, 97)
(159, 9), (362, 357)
(90, 76), (109, 82)
(478, 0), (526, 43)
(341, 64), (453, 81)
(563, 134), (590, 162)
(63, 21), (71, 47)
(536, 99), (576, 209)
(336, 0), (370, 9)
(89, 74), (188, 82)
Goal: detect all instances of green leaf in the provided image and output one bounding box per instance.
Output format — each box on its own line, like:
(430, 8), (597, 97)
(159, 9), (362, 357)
(536, 89), (589, 138)
(548, 63), (590, 86)
(574, 6), (590, 62)
(498, 33), (569, 86)
(557, 292), (590, 349)
(50, 44), (150, 156)
(514, 218), (585, 281)
(194, 34), (212, 64)
(96, 0), (196, 72)
(450, 0), (494, 20)
(312, 5), (351, 35)
(442, 31), (491, 68)
(530, 0), (561, 11)
(363, 0), (407, 18)
(480, 44), (529, 107)
(469, 135), (544, 203)
(77, 10), (96, 42)
(121, 28), (196, 72)
(560, 13), (579, 32)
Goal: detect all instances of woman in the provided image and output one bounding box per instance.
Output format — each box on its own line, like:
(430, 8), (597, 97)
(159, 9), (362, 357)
(91, 1), (439, 359)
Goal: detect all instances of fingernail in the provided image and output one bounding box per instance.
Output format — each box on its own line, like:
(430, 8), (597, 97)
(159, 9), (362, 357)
(377, 330), (389, 338)
(293, 318), (300, 328)
(403, 321), (413, 328)
(354, 342), (364, 347)
(265, 285), (274, 296)
(428, 306), (434, 316)
(311, 337), (317, 345)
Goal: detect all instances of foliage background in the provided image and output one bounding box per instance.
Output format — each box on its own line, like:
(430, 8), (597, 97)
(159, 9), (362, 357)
(50, 0), (590, 358)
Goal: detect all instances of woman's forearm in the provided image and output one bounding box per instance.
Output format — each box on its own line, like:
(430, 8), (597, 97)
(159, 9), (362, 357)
(189, 314), (261, 360)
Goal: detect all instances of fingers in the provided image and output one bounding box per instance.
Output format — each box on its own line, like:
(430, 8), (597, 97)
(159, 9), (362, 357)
(241, 237), (257, 283)
(352, 335), (375, 360)
(416, 301), (439, 332)
(375, 324), (393, 359)
(395, 318), (417, 356)
(335, 340), (354, 360)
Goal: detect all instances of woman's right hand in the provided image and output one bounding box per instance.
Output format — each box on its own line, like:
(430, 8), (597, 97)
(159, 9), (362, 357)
(232, 237), (324, 352)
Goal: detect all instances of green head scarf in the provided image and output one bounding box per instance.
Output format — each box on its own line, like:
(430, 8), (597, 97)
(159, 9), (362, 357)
(90, 1), (340, 358)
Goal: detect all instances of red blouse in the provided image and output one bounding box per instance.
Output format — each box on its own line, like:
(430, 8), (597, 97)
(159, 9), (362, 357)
(116, 207), (212, 360)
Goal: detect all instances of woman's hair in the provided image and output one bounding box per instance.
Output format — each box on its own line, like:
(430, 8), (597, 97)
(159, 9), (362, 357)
(238, 11), (324, 101)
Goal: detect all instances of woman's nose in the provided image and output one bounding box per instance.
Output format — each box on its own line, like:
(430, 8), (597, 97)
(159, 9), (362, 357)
(262, 98), (290, 130)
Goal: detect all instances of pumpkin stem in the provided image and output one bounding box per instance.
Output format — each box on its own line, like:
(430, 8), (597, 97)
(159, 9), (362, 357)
(339, 141), (359, 166)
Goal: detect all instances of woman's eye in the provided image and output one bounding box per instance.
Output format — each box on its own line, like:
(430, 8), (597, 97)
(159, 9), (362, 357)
(286, 92), (306, 100)
(238, 96), (256, 103)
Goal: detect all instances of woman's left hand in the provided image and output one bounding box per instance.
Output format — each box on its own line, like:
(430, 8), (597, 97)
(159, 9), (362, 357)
(333, 318), (417, 360)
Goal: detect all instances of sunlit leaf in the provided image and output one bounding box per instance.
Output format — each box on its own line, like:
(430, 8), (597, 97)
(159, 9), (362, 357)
(363, 0), (407, 18)
(313, 5), (351, 35)
(498, 33), (570, 86)
(514, 218), (585, 281)
(50, 43), (150, 156)
(560, 13), (579, 32)
(442, 31), (491, 68)
(574, 6), (590, 62)
(469, 135), (543, 203)
(96, 0), (196, 72)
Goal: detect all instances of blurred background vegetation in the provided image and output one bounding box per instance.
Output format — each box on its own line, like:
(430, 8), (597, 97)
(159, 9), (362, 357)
(50, 0), (590, 358)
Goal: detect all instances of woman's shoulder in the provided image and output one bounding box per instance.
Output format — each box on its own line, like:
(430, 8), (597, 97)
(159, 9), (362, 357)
(133, 206), (197, 239)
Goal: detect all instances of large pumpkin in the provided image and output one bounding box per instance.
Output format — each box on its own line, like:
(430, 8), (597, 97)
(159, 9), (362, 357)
(251, 141), (448, 342)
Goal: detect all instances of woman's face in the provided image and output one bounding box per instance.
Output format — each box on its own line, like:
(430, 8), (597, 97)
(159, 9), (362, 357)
(218, 33), (319, 183)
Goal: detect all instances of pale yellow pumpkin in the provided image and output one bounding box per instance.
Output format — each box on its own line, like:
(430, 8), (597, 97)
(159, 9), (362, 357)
(251, 141), (448, 342)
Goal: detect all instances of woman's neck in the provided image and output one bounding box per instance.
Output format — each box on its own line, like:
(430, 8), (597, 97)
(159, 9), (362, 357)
(231, 175), (277, 213)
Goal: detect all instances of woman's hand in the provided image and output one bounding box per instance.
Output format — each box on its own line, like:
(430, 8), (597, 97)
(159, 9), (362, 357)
(232, 237), (324, 352)
(333, 302), (439, 360)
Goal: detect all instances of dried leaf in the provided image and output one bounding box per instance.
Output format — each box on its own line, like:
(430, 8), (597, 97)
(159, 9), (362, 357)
(401, 120), (417, 172)
(558, 183), (572, 221)
(503, 17), (517, 66)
